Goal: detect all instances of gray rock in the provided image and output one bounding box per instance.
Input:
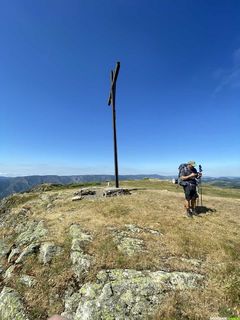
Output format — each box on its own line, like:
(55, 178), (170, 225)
(110, 224), (162, 256)
(116, 237), (145, 256)
(0, 239), (12, 259)
(16, 220), (48, 246)
(111, 227), (145, 256)
(125, 224), (161, 236)
(70, 250), (91, 278)
(15, 243), (40, 264)
(4, 265), (16, 279)
(47, 203), (54, 210)
(63, 269), (203, 320)
(69, 224), (92, 250)
(72, 196), (83, 201)
(166, 256), (202, 268)
(39, 242), (62, 264)
(69, 225), (92, 278)
(124, 224), (143, 233)
(8, 247), (21, 263)
(74, 189), (96, 196)
(62, 292), (82, 320)
(103, 188), (131, 197)
(0, 287), (29, 320)
(20, 275), (37, 287)
(0, 263), (4, 274)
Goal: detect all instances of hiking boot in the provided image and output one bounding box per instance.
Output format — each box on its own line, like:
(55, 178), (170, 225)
(191, 209), (198, 216)
(186, 209), (192, 217)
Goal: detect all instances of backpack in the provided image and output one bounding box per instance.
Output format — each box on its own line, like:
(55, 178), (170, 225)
(177, 163), (189, 186)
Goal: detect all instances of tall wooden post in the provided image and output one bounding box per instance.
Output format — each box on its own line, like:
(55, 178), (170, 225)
(108, 62), (120, 188)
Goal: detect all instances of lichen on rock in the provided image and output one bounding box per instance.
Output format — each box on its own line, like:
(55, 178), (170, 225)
(0, 287), (29, 320)
(63, 268), (204, 320)
(39, 242), (62, 264)
(69, 224), (93, 279)
(15, 220), (48, 246)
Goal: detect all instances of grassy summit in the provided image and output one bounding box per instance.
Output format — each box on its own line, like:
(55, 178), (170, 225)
(0, 180), (239, 319)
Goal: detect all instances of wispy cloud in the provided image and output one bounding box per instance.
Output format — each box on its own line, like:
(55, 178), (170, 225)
(213, 48), (240, 95)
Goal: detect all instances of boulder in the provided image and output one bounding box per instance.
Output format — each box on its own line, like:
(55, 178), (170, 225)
(0, 287), (29, 320)
(69, 225), (92, 279)
(72, 196), (83, 201)
(15, 243), (40, 264)
(16, 220), (48, 246)
(70, 250), (92, 278)
(3, 265), (16, 279)
(0, 239), (12, 259)
(8, 247), (21, 263)
(63, 269), (203, 320)
(39, 242), (62, 264)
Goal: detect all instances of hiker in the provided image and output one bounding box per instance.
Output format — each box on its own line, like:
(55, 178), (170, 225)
(179, 161), (202, 217)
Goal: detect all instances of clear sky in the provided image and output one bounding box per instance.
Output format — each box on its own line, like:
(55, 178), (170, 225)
(1, 0), (240, 177)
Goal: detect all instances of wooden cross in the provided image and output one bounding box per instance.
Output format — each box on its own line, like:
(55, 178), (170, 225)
(108, 62), (120, 188)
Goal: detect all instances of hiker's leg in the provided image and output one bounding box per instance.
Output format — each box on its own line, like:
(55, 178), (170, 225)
(190, 199), (196, 210)
(183, 185), (192, 216)
(185, 200), (190, 210)
(190, 185), (198, 214)
(191, 185), (198, 212)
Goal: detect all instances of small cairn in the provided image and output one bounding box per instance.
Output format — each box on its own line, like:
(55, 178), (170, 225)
(72, 188), (96, 201)
(103, 188), (131, 197)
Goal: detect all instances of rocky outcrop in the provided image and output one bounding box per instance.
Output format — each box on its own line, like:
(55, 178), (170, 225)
(110, 224), (161, 256)
(63, 268), (203, 320)
(69, 224), (93, 279)
(15, 243), (40, 264)
(0, 287), (29, 320)
(1, 185), (222, 320)
(1, 220), (48, 279)
(0, 238), (12, 260)
(15, 220), (47, 246)
(39, 242), (62, 264)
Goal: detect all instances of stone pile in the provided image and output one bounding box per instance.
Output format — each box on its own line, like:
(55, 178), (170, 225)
(103, 188), (131, 197)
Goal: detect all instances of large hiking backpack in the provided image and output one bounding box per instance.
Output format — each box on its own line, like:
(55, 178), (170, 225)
(178, 163), (189, 186)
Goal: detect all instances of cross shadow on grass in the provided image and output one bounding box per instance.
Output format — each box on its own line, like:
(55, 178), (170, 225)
(196, 206), (216, 215)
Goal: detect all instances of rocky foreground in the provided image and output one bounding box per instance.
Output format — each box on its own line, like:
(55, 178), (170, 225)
(0, 184), (239, 319)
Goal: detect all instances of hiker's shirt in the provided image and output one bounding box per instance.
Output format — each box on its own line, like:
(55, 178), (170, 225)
(180, 167), (198, 185)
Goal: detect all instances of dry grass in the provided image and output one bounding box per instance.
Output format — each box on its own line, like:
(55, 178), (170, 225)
(1, 180), (240, 319)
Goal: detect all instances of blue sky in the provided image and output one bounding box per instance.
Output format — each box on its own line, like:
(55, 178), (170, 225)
(1, 0), (240, 177)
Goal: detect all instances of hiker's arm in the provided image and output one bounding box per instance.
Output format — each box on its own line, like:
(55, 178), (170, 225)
(181, 173), (197, 180)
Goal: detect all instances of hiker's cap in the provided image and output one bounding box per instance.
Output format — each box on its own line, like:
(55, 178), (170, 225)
(187, 160), (196, 166)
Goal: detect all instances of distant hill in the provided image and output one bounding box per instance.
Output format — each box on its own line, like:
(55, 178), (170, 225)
(0, 174), (239, 199)
(203, 176), (240, 188)
(0, 174), (170, 199)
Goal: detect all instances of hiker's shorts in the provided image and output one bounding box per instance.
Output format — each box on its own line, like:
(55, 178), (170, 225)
(183, 183), (198, 201)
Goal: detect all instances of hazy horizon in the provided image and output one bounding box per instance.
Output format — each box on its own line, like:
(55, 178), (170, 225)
(1, 172), (239, 179)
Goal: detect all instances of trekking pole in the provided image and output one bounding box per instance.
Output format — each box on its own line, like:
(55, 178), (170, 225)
(198, 165), (203, 206)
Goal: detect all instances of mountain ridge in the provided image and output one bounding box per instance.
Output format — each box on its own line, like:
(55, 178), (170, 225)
(0, 174), (240, 199)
